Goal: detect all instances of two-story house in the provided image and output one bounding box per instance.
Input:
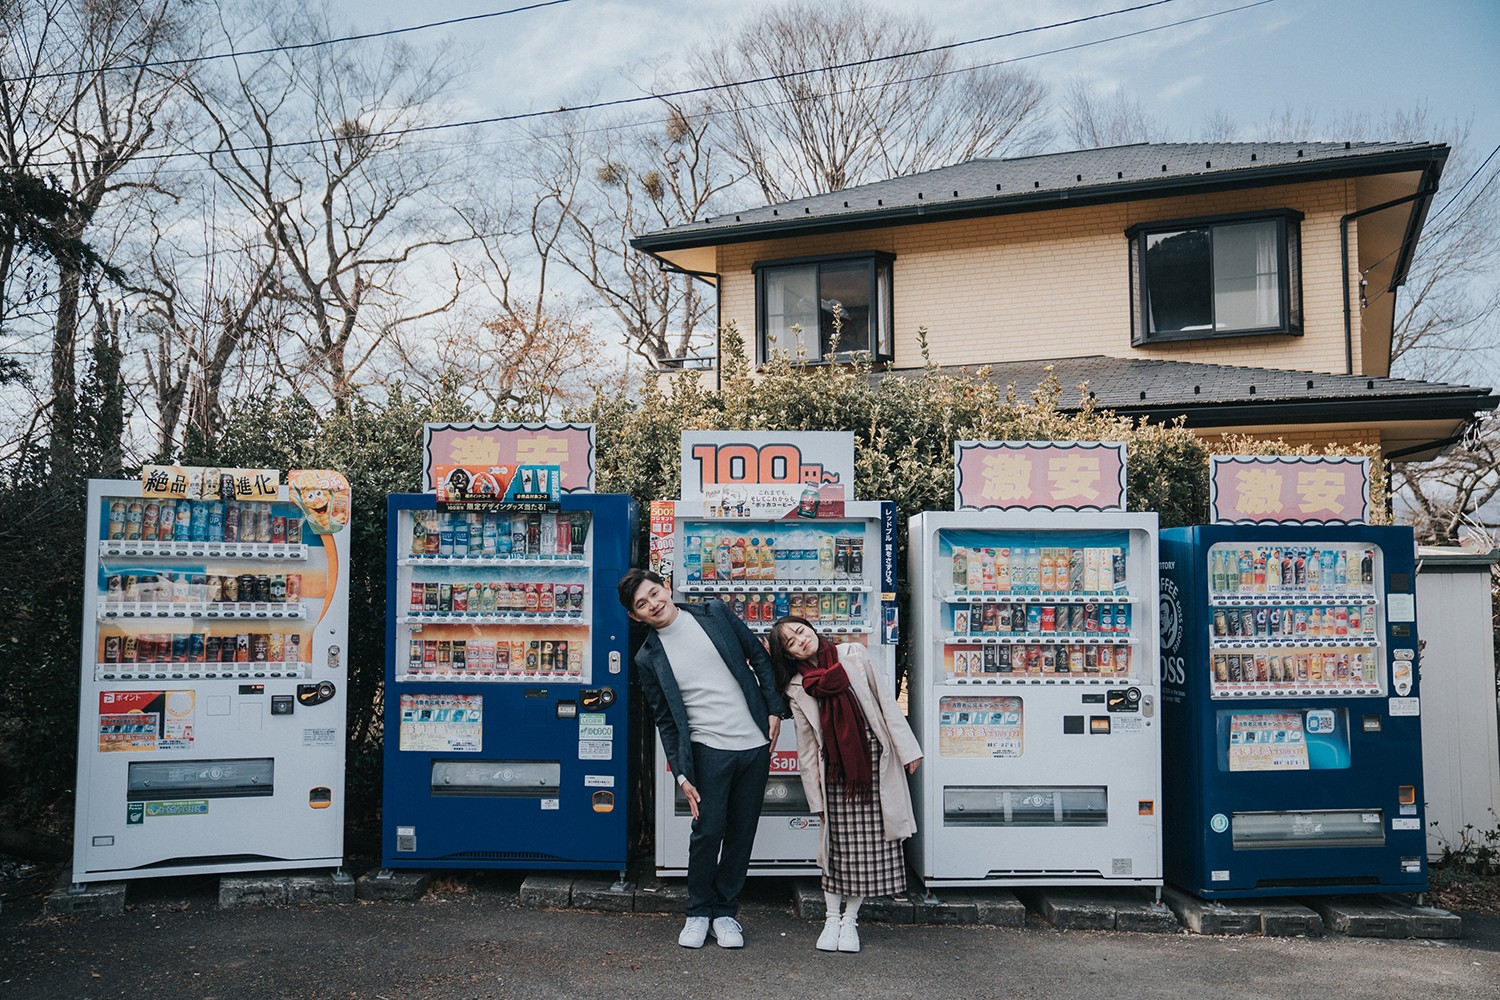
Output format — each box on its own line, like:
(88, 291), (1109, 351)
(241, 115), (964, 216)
(632, 142), (1495, 463)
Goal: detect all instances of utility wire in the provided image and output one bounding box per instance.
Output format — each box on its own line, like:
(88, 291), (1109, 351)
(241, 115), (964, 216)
(1432, 139), (1500, 219)
(23, 0), (576, 81)
(25, 0), (1197, 169)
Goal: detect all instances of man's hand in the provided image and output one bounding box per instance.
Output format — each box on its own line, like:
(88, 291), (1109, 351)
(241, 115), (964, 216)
(768, 715), (781, 747)
(681, 778), (701, 820)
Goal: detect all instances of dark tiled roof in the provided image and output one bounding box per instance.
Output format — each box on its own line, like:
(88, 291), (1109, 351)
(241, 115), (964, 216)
(886, 355), (1495, 426)
(635, 141), (1447, 250)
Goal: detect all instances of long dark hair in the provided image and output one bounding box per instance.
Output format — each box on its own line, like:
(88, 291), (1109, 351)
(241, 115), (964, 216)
(767, 615), (821, 692)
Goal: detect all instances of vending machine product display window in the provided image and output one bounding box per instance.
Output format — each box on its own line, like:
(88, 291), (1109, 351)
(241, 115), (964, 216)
(74, 477), (350, 883)
(908, 512), (1163, 890)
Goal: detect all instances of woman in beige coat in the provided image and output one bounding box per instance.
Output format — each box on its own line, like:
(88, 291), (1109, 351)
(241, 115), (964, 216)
(769, 616), (923, 954)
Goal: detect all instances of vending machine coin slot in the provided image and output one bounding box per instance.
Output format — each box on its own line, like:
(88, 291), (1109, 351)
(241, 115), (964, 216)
(1362, 715), (1381, 733)
(556, 701), (578, 720)
(297, 681), (336, 706)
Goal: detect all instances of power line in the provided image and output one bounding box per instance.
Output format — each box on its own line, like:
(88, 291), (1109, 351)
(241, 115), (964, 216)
(1432, 139), (1500, 219)
(25, 0), (1196, 170)
(22, 0), (576, 81)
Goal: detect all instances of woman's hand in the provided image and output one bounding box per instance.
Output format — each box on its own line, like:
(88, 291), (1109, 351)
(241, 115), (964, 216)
(906, 759), (921, 775)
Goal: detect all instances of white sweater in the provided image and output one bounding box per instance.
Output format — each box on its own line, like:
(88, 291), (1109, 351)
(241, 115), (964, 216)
(657, 611), (766, 752)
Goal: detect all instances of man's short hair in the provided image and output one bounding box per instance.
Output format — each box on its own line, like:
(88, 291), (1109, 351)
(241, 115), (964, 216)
(617, 568), (667, 610)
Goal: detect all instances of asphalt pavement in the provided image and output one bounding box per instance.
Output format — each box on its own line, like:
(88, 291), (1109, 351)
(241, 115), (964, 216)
(2, 869), (1498, 1000)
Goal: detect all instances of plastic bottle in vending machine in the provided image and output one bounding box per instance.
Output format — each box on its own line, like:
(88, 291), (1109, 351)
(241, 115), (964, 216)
(1306, 547), (1321, 592)
(125, 500), (145, 540)
(1335, 548), (1348, 588)
(158, 500), (177, 542)
(818, 535), (835, 579)
(731, 537), (748, 580)
(762, 536), (778, 580)
(1361, 549), (1375, 589)
(453, 517), (470, 557)
(716, 537), (732, 580)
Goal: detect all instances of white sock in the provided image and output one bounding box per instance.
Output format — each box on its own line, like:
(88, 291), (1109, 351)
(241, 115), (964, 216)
(844, 897), (863, 920)
(824, 891), (843, 917)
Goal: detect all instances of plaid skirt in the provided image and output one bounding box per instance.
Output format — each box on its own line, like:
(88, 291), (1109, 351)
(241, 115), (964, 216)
(822, 724), (907, 897)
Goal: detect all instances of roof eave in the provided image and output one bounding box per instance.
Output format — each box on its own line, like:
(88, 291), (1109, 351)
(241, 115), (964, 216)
(632, 147), (1451, 253)
(1105, 390), (1496, 427)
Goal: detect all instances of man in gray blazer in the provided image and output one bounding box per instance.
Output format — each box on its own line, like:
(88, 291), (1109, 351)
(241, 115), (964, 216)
(618, 568), (785, 949)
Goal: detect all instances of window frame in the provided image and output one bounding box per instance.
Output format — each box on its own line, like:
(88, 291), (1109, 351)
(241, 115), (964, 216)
(1127, 208), (1304, 346)
(753, 250), (895, 364)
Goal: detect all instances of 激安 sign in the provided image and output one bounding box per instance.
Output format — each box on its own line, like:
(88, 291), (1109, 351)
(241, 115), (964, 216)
(1210, 455), (1370, 526)
(423, 422), (596, 494)
(954, 441), (1127, 512)
(679, 430), (854, 519)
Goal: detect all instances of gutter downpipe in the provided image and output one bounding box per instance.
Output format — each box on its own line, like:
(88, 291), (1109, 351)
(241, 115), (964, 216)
(1339, 183), (1438, 375)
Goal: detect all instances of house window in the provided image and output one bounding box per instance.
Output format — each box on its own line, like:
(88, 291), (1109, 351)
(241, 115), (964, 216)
(1128, 210), (1302, 344)
(755, 252), (894, 362)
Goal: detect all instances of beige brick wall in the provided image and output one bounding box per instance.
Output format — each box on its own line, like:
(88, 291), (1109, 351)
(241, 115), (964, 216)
(717, 178), (1368, 376)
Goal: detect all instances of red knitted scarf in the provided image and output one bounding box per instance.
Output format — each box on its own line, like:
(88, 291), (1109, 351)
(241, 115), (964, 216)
(799, 640), (871, 799)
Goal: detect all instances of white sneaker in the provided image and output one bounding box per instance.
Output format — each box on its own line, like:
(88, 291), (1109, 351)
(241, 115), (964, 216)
(711, 915), (744, 948)
(816, 914), (841, 951)
(837, 914), (861, 953)
(678, 916), (710, 948)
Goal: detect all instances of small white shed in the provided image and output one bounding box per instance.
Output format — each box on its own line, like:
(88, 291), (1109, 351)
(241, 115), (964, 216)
(1416, 546), (1500, 860)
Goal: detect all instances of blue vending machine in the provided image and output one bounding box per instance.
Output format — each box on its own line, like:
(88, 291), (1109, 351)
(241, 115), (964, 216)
(1159, 524), (1425, 898)
(381, 492), (637, 873)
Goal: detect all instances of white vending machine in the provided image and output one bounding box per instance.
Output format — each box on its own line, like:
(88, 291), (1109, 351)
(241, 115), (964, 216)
(908, 509), (1162, 888)
(650, 499), (898, 876)
(72, 471), (351, 883)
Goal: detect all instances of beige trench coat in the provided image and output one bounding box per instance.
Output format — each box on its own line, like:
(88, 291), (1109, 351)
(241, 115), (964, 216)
(785, 643), (924, 872)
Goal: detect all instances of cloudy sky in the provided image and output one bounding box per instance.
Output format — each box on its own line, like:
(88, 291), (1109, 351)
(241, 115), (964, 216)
(348, 0), (1500, 170)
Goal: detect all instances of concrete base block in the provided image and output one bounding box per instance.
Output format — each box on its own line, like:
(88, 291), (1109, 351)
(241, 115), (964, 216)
(1305, 898), (1410, 938)
(219, 873), (354, 908)
(1031, 890), (1117, 931)
(1113, 897), (1182, 934)
(355, 869), (430, 902)
(1377, 896), (1463, 939)
(1163, 886), (1262, 935)
(969, 889), (1026, 929)
(517, 875), (574, 909)
(860, 893), (917, 924)
(912, 891), (979, 925)
(793, 879), (824, 919)
(631, 879), (687, 914)
(45, 878), (126, 917)
(571, 878), (635, 913)
(1257, 901), (1325, 937)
